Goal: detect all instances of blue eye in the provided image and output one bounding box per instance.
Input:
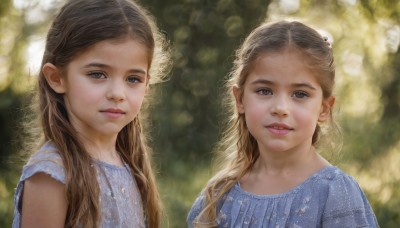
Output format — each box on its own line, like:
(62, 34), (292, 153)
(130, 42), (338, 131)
(256, 88), (273, 95)
(88, 72), (106, 79)
(293, 91), (309, 98)
(127, 76), (141, 84)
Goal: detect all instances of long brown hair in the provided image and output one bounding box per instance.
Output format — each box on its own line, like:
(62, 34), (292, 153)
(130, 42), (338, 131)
(29, 0), (170, 227)
(193, 20), (339, 227)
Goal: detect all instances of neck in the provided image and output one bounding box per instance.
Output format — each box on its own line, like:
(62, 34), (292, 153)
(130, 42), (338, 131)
(78, 133), (123, 166)
(255, 144), (328, 175)
(240, 144), (329, 195)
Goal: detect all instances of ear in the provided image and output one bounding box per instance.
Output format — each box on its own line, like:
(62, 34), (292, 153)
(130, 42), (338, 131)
(233, 86), (244, 114)
(42, 63), (66, 94)
(318, 96), (335, 122)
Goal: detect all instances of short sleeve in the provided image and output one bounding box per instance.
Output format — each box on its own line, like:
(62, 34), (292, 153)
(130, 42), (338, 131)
(21, 152), (65, 184)
(12, 143), (65, 228)
(187, 192), (206, 228)
(322, 174), (379, 227)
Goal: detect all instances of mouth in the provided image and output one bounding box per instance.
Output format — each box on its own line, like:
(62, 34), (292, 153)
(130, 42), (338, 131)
(101, 108), (126, 114)
(266, 123), (293, 129)
(100, 108), (126, 118)
(265, 123), (293, 135)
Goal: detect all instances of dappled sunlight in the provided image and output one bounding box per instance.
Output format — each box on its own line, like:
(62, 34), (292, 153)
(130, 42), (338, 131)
(338, 73), (383, 121)
(172, 110), (194, 127)
(341, 51), (363, 76)
(0, 14), (19, 91)
(224, 15), (245, 37)
(26, 36), (45, 75)
(386, 25), (400, 53)
(365, 20), (392, 68)
(344, 140), (400, 203)
(159, 163), (212, 227)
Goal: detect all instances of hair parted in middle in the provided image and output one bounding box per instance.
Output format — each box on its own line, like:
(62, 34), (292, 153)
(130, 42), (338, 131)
(194, 20), (337, 227)
(31, 0), (171, 227)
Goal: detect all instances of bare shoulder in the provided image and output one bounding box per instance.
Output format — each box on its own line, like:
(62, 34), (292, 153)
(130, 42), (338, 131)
(21, 172), (67, 228)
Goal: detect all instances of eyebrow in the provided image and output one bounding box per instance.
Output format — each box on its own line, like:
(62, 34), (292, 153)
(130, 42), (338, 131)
(250, 79), (317, 90)
(250, 79), (274, 86)
(83, 62), (147, 75)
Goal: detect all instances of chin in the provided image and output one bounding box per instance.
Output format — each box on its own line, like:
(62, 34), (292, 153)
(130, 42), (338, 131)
(263, 143), (293, 153)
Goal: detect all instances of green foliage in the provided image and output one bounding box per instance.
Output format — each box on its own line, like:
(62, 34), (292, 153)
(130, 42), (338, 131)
(142, 0), (400, 227)
(139, 1), (271, 225)
(0, 0), (11, 17)
(141, 0), (270, 167)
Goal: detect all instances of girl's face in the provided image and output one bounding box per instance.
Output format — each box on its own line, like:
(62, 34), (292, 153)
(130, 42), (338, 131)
(234, 49), (334, 155)
(45, 38), (149, 141)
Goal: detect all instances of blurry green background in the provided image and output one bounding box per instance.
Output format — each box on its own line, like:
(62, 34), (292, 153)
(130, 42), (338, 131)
(1, 0), (399, 227)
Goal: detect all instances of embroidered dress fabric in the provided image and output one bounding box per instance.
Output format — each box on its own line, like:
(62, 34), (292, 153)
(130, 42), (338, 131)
(13, 142), (145, 228)
(187, 166), (379, 228)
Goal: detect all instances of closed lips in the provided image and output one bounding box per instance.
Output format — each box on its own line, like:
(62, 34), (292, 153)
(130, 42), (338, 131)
(101, 108), (125, 114)
(266, 123), (293, 130)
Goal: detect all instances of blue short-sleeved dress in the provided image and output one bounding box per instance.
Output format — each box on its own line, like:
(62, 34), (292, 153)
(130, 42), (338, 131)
(187, 166), (379, 228)
(13, 142), (145, 228)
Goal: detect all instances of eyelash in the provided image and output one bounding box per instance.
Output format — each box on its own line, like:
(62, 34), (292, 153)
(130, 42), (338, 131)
(292, 91), (309, 98)
(88, 71), (106, 79)
(88, 72), (142, 84)
(127, 76), (142, 84)
(255, 88), (310, 99)
(256, 88), (273, 95)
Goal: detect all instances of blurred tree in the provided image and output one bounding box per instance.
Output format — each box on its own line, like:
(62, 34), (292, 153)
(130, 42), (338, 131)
(140, 0), (271, 226)
(142, 0), (270, 165)
(0, 0), (56, 226)
(0, 0), (24, 225)
(140, 0), (400, 227)
(346, 0), (400, 224)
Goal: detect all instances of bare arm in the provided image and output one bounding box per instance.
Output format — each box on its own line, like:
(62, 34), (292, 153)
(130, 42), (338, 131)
(21, 172), (68, 228)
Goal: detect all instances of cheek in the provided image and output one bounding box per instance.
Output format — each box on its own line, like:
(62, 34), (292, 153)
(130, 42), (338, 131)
(71, 87), (101, 104)
(63, 77), (100, 102)
(128, 89), (147, 108)
(243, 96), (260, 112)
(243, 99), (266, 125)
(294, 103), (321, 124)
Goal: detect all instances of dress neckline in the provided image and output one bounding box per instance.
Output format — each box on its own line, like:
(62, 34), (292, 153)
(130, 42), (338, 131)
(92, 157), (128, 170)
(235, 165), (337, 199)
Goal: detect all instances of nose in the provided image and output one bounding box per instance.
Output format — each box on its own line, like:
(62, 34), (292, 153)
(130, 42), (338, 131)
(271, 94), (289, 117)
(106, 79), (126, 102)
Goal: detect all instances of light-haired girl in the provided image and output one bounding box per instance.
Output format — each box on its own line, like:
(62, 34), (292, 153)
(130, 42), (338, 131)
(187, 20), (378, 227)
(13, 0), (170, 227)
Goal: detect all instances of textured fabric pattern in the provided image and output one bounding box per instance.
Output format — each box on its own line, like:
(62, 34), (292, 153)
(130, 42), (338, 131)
(187, 166), (378, 228)
(13, 142), (145, 228)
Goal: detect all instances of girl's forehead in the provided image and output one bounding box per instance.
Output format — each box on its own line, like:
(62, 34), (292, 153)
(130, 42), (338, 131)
(255, 46), (305, 61)
(244, 50), (322, 87)
(252, 50), (313, 73)
(71, 38), (149, 60)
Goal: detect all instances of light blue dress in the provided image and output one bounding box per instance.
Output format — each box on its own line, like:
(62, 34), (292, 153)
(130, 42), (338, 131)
(187, 166), (378, 228)
(13, 142), (145, 228)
